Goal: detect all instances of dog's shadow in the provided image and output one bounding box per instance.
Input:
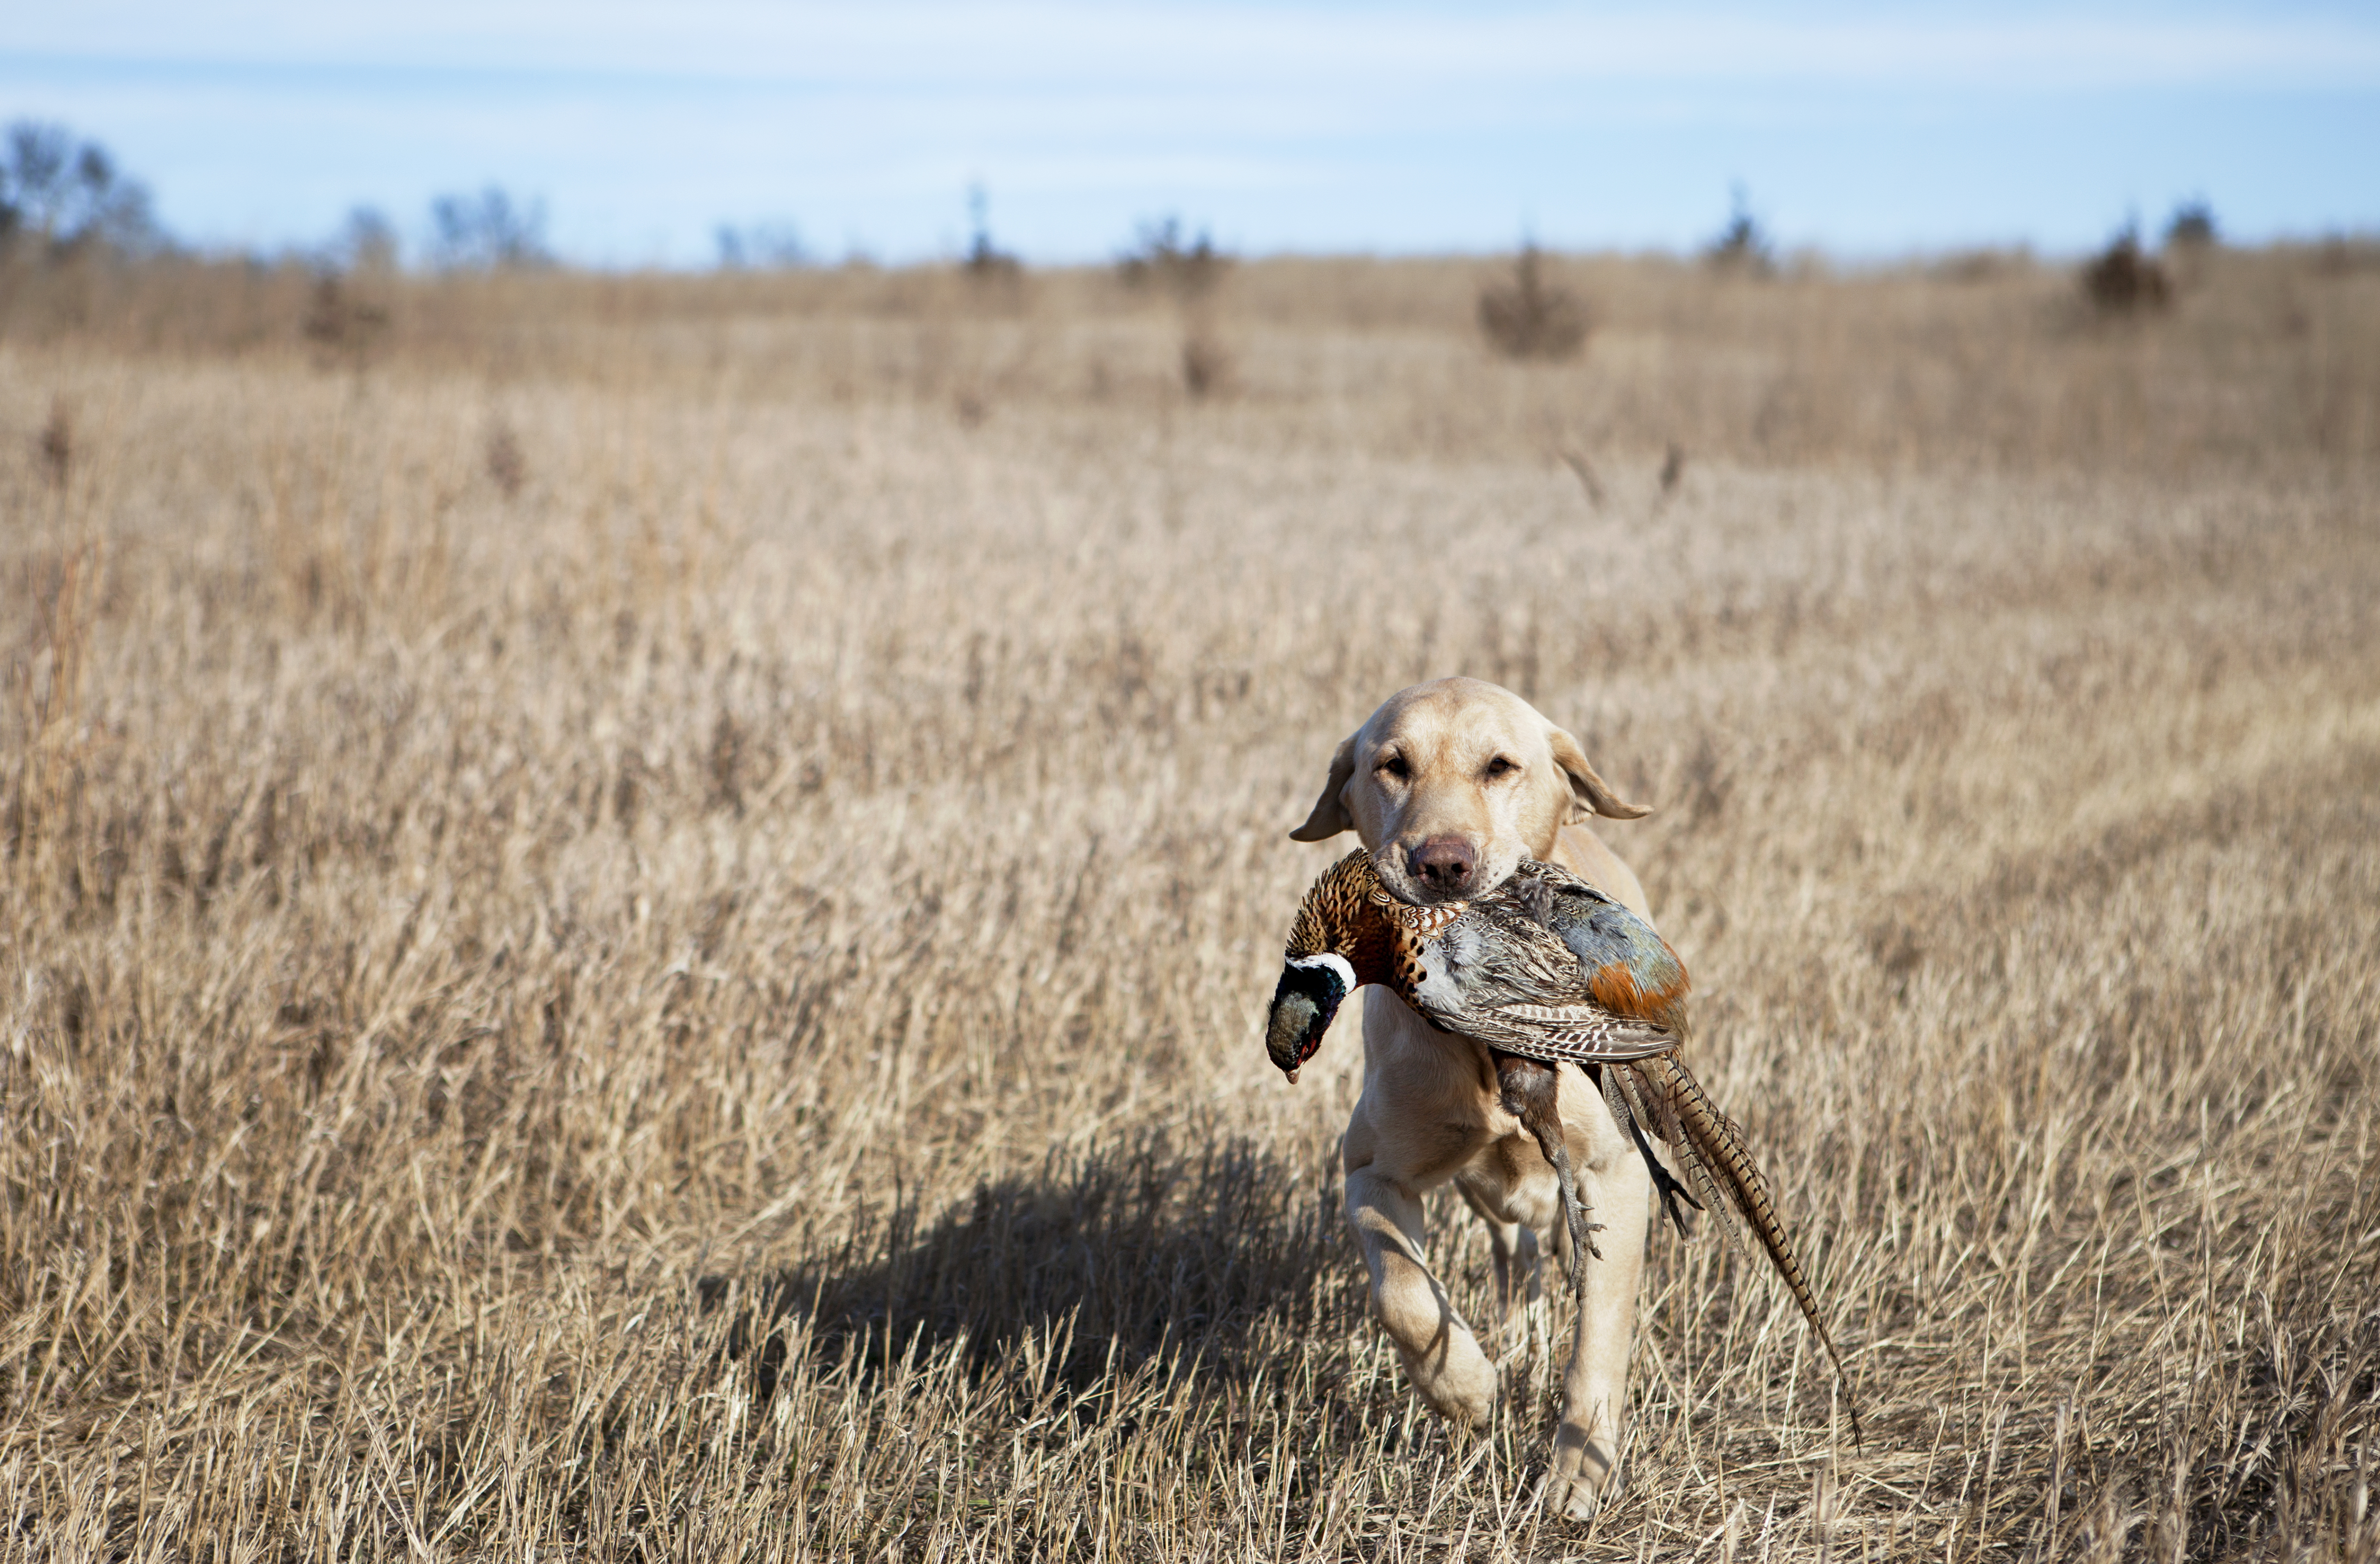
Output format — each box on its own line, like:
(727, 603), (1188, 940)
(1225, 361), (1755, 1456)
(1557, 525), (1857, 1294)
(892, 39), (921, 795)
(698, 1135), (1353, 1400)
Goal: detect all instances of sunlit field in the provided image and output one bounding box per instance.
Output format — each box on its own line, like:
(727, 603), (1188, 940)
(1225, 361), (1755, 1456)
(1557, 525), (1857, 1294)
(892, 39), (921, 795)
(5, 244), (2377, 1560)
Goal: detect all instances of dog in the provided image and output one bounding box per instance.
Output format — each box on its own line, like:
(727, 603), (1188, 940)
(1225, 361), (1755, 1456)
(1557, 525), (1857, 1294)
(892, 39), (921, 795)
(1288, 676), (1656, 1518)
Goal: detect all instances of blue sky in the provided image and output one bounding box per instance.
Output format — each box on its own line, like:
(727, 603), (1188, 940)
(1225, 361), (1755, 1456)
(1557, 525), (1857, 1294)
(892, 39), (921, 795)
(6, 2), (2377, 267)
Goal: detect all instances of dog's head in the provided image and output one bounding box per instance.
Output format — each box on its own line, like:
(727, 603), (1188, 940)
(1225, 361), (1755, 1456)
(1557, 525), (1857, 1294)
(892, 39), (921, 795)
(1288, 677), (1649, 905)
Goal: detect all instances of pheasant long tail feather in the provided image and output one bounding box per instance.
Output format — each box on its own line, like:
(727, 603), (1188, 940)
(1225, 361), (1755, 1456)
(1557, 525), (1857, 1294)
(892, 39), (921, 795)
(1636, 1053), (1863, 1445)
(1617, 1061), (1732, 1244)
(1598, 1064), (1703, 1240)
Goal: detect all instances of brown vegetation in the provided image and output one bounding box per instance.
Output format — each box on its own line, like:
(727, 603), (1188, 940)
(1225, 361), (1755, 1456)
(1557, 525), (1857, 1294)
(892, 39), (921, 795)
(3, 243), (2378, 1559)
(1478, 245), (1588, 361)
(2081, 230), (2172, 317)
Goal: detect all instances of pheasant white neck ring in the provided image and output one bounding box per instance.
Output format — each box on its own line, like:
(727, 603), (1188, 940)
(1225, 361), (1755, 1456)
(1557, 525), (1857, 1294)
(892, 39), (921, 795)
(1290, 952), (1356, 992)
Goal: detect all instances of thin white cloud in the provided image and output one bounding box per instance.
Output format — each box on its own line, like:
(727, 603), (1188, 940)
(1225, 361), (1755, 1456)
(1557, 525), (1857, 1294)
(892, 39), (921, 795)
(16, 2), (2380, 91)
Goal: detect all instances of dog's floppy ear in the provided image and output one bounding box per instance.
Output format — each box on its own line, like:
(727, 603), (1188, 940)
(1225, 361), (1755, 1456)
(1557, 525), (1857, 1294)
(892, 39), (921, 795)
(1289, 734), (1360, 841)
(1546, 726), (1653, 821)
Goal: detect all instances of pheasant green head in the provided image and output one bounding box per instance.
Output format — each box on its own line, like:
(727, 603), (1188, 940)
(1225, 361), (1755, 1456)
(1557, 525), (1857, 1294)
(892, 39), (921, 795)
(1266, 851), (1461, 1081)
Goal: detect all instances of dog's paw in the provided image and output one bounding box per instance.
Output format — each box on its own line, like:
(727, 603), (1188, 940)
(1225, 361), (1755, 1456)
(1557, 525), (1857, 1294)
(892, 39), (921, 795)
(1542, 1472), (1597, 1523)
(1401, 1338), (1498, 1428)
(1545, 1425), (1624, 1521)
(1542, 1460), (1623, 1522)
(1414, 1370), (1498, 1428)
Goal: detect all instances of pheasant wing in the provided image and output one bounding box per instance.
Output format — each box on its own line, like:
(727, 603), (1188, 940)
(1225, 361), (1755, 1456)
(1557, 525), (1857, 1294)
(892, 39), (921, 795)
(1505, 861), (1691, 1025)
(1482, 1003), (1678, 1061)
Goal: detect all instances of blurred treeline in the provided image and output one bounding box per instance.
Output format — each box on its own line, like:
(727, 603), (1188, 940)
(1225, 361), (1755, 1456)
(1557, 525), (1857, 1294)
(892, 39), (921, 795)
(5, 119), (2377, 477)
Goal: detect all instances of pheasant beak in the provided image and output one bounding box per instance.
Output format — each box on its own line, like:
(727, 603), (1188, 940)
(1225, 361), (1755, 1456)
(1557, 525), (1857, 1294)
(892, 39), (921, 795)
(1265, 953), (1355, 1083)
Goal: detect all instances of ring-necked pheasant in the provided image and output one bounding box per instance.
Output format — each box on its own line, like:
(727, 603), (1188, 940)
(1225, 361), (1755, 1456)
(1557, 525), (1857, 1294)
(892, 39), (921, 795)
(1266, 849), (1859, 1435)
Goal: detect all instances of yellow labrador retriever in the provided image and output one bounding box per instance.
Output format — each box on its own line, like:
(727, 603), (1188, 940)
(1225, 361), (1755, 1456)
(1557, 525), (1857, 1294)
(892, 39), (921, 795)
(1289, 676), (1655, 1518)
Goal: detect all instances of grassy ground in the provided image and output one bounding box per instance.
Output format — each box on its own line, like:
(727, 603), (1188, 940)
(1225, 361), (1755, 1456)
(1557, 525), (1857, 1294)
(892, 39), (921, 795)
(4, 246), (2377, 1560)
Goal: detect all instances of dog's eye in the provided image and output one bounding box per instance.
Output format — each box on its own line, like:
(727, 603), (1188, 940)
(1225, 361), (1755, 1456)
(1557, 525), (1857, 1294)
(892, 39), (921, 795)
(1484, 756), (1516, 779)
(1378, 754), (1409, 781)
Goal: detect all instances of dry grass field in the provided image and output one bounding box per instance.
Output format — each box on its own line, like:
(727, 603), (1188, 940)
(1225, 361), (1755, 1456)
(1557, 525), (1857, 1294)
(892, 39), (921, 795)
(4, 244), (2378, 1561)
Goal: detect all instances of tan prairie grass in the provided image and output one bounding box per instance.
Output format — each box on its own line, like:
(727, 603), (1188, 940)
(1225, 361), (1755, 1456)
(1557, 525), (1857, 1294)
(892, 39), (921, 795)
(1, 247), (2377, 1561)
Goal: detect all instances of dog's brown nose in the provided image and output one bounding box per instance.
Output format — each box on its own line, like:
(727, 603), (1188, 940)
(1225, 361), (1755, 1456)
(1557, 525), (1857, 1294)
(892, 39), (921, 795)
(1409, 836), (1478, 893)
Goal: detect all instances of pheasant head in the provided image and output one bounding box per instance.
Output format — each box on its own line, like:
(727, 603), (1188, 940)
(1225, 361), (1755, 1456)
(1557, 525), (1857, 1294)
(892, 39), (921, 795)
(1266, 850), (1464, 1082)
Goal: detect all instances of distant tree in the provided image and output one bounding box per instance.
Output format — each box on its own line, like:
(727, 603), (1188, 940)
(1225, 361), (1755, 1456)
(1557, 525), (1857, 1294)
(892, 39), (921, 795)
(1705, 182), (1774, 275)
(0, 120), (166, 258)
(715, 221), (808, 270)
(962, 183), (1020, 280)
(760, 224), (808, 268)
(2164, 199), (2217, 250)
(1116, 216), (1227, 299)
(337, 206), (400, 272)
(429, 186), (551, 270)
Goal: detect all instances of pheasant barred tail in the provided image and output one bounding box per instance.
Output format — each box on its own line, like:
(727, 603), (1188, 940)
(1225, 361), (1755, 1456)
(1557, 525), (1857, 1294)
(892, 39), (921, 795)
(1628, 1052), (1863, 1445)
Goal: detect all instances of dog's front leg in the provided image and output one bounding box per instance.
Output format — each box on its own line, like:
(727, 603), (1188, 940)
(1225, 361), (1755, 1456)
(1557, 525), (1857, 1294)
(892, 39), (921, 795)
(1545, 1068), (1653, 1520)
(1343, 1162), (1498, 1427)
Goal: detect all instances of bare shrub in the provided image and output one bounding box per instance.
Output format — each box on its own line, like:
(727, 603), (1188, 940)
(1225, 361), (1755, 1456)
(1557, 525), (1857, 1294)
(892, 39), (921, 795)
(35, 397), (71, 488)
(299, 272), (390, 369)
(430, 186), (551, 271)
(2082, 225), (2171, 315)
(483, 419), (526, 498)
(1118, 216), (1228, 300)
(1477, 244), (1588, 361)
(1119, 217), (1233, 396)
(1179, 330), (1230, 398)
